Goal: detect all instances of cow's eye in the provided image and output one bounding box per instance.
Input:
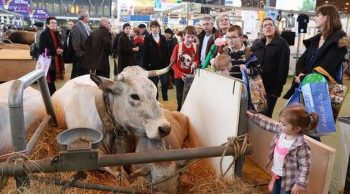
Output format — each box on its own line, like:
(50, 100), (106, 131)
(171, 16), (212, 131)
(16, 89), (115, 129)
(130, 94), (140, 101)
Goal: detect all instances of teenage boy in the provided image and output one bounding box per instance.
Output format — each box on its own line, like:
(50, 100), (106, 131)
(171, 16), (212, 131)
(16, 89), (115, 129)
(143, 21), (169, 101)
(223, 25), (262, 79)
(171, 26), (200, 111)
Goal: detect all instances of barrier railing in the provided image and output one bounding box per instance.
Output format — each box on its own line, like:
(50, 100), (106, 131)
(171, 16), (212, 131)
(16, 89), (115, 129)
(7, 69), (57, 188)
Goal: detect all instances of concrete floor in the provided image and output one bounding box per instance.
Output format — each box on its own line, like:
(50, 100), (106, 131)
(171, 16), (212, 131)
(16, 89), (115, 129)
(58, 62), (350, 193)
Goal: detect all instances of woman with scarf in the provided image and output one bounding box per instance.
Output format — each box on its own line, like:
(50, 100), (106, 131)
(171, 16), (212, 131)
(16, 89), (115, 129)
(39, 16), (65, 95)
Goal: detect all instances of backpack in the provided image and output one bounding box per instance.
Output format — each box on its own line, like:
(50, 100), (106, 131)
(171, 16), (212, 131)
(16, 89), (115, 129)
(177, 42), (197, 63)
(30, 43), (40, 60)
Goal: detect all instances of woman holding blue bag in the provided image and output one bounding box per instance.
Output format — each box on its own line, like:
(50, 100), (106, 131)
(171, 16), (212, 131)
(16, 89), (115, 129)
(284, 5), (349, 98)
(284, 5), (349, 140)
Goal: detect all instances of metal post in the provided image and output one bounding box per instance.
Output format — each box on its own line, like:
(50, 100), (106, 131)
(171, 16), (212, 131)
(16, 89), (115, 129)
(186, 2), (190, 26)
(0, 145), (252, 176)
(234, 80), (248, 178)
(38, 76), (57, 125)
(26, 116), (51, 154)
(8, 80), (30, 188)
(7, 69), (58, 188)
(8, 80), (26, 153)
(295, 33), (302, 63)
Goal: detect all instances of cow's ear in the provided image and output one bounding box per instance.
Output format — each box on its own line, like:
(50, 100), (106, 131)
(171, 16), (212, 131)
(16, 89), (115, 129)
(90, 74), (115, 92)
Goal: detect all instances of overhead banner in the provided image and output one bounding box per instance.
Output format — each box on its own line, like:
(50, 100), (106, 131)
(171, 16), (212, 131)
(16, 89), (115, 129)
(276, 0), (316, 12)
(225, 0), (242, 7)
(133, 0), (154, 14)
(0, 0), (32, 16)
(32, 9), (49, 20)
(118, 0), (134, 17)
(154, 0), (182, 12)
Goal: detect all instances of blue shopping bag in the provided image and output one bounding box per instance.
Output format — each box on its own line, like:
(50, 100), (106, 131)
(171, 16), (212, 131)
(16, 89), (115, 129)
(285, 85), (302, 107)
(301, 74), (336, 135)
(241, 69), (254, 111)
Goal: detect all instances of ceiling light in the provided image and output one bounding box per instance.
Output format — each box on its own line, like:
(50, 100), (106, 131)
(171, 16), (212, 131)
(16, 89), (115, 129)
(325, 1), (328, 3)
(346, 3), (350, 5)
(346, 7), (348, 10)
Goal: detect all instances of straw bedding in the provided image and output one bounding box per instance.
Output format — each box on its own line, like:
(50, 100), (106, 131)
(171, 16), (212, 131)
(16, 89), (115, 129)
(2, 124), (266, 193)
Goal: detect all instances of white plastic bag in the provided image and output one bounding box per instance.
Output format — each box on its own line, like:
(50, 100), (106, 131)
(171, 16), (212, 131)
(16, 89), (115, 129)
(35, 49), (51, 76)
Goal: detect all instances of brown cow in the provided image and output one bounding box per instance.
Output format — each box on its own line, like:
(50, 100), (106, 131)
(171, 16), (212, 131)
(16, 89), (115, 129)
(8, 30), (35, 45)
(131, 108), (191, 194)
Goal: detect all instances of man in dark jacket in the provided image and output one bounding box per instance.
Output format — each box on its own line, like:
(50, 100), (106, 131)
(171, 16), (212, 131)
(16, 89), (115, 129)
(143, 21), (169, 100)
(138, 23), (149, 38)
(164, 28), (177, 57)
(63, 20), (75, 63)
(81, 17), (112, 78)
(197, 16), (216, 65)
(253, 18), (290, 117)
(70, 9), (91, 78)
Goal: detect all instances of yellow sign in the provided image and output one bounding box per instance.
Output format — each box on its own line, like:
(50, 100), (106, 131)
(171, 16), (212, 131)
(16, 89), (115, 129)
(133, 0), (153, 7)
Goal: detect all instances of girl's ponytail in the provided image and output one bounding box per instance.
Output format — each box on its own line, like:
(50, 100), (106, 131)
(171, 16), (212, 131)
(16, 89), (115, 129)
(280, 103), (320, 133)
(307, 112), (319, 131)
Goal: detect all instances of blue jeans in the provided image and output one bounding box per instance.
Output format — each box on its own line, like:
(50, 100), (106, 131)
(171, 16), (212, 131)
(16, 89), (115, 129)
(271, 178), (291, 194)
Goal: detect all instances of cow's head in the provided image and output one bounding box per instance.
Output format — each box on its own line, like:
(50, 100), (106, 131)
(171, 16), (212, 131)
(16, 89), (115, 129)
(90, 66), (171, 139)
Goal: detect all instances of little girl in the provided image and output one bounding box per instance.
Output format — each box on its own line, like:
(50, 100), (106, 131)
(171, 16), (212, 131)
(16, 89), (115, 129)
(213, 54), (232, 76)
(247, 104), (319, 194)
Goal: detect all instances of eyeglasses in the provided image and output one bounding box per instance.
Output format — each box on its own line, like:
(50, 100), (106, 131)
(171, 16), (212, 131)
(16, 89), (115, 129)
(226, 35), (239, 40)
(219, 18), (229, 22)
(202, 22), (212, 26)
(262, 23), (274, 28)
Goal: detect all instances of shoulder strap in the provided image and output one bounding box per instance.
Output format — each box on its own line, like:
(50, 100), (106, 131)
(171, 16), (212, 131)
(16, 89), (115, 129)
(192, 43), (197, 54)
(244, 47), (252, 59)
(178, 42), (183, 57)
(314, 66), (337, 84)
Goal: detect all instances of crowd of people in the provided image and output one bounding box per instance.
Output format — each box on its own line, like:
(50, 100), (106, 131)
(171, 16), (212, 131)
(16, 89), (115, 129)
(21, 5), (348, 117)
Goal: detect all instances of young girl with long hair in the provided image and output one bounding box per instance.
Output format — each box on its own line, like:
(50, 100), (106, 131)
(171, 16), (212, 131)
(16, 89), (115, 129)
(247, 104), (319, 194)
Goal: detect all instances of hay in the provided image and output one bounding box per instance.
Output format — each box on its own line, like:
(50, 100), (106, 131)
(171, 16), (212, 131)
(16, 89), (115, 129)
(2, 124), (264, 193)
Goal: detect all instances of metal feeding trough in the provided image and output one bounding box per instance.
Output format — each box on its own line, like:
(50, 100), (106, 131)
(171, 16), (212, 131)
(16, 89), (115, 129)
(57, 128), (103, 151)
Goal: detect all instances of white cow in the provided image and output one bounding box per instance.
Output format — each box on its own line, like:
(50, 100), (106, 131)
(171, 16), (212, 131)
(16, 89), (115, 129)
(0, 81), (45, 159)
(51, 66), (171, 175)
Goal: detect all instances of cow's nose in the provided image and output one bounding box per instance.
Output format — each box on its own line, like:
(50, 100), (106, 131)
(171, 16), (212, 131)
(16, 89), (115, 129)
(158, 125), (171, 137)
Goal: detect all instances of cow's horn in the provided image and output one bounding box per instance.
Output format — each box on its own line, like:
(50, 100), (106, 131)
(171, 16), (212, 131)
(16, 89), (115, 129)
(147, 63), (172, 77)
(116, 74), (124, 81)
